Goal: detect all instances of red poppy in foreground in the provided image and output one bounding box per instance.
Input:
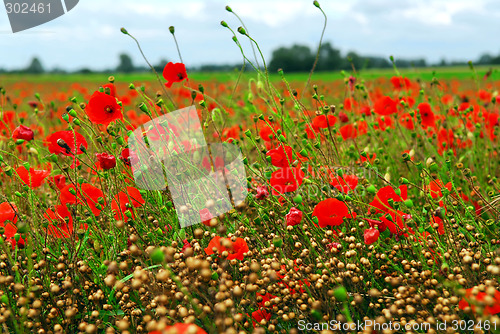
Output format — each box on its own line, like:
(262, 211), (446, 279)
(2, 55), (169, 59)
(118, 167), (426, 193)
(163, 62), (188, 88)
(96, 152), (116, 170)
(329, 173), (358, 193)
(85, 91), (123, 125)
(458, 286), (500, 316)
(12, 125), (34, 141)
(16, 167), (50, 189)
(364, 228), (380, 245)
(270, 167), (304, 195)
(285, 207), (303, 226)
(46, 131), (88, 156)
(0, 202), (23, 249)
(204, 236), (249, 260)
(111, 187), (145, 220)
(61, 183), (105, 216)
(148, 323), (207, 334)
(312, 198), (356, 228)
(266, 145), (293, 168)
(43, 205), (88, 238)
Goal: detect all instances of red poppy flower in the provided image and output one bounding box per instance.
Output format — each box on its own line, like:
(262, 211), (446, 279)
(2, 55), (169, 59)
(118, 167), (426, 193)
(199, 208), (213, 227)
(329, 173), (358, 193)
(61, 183), (105, 216)
(96, 152), (116, 170)
(364, 228), (380, 245)
(266, 145), (293, 168)
(255, 185), (269, 200)
(369, 185), (407, 213)
(312, 198), (356, 228)
(390, 76), (411, 90)
(418, 102), (436, 129)
(312, 114), (337, 130)
(251, 309), (271, 324)
(12, 125), (34, 141)
(259, 123), (282, 142)
(0, 111), (15, 134)
(257, 292), (276, 308)
(424, 179), (452, 200)
(120, 148), (132, 166)
(43, 205), (88, 238)
(163, 62), (188, 88)
(339, 121), (368, 140)
(204, 236), (249, 260)
(339, 111), (349, 123)
(148, 323), (207, 334)
(459, 287), (500, 316)
(85, 91), (123, 125)
(270, 167), (304, 195)
(0, 202), (22, 249)
(46, 131), (88, 156)
(285, 207), (303, 226)
(373, 96), (398, 116)
(111, 187), (145, 220)
(48, 175), (67, 190)
(16, 167), (50, 189)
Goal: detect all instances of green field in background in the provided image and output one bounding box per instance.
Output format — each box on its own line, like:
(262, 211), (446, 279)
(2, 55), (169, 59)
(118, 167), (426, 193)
(1, 65), (498, 85)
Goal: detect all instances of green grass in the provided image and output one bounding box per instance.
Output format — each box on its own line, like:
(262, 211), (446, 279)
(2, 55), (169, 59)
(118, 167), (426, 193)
(1, 65), (498, 85)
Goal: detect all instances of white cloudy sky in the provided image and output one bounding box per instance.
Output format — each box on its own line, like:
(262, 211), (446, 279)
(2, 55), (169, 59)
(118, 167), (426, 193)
(0, 0), (499, 71)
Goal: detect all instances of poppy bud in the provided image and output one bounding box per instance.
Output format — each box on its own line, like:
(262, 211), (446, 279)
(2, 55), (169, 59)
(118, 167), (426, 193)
(57, 139), (71, 153)
(272, 237), (283, 248)
(313, 1), (321, 8)
(404, 199), (414, 208)
(169, 26), (175, 34)
(138, 102), (150, 115)
(12, 125), (34, 141)
(120, 27), (128, 34)
(150, 248), (165, 264)
(293, 195), (303, 204)
(366, 185), (377, 194)
(333, 286), (348, 302)
(220, 20), (228, 28)
(225, 5), (232, 12)
(237, 26), (247, 35)
(73, 119), (81, 126)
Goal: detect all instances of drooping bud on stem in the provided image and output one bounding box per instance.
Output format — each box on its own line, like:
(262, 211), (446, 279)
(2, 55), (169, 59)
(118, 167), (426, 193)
(237, 26), (247, 35)
(169, 26), (175, 34)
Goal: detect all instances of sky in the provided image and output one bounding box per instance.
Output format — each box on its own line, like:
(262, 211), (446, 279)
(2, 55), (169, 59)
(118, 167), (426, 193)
(0, 0), (499, 71)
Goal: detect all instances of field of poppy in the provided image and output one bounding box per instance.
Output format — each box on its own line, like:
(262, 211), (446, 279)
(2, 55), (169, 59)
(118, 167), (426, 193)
(1, 33), (500, 334)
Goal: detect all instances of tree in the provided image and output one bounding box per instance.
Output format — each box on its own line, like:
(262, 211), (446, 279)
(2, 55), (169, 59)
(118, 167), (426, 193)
(269, 44), (314, 73)
(315, 42), (343, 71)
(25, 57), (44, 74)
(116, 53), (135, 73)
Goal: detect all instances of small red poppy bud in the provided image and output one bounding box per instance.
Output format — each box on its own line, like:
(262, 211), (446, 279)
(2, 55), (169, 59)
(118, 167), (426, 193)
(255, 186), (269, 200)
(364, 228), (380, 245)
(96, 152), (116, 170)
(286, 207), (303, 226)
(12, 125), (34, 141)
(339, 111), (349, 123)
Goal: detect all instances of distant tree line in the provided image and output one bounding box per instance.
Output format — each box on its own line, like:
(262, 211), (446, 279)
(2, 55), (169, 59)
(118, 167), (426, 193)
(1, 43), (499, 74)
(268, 42), (500, 72)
